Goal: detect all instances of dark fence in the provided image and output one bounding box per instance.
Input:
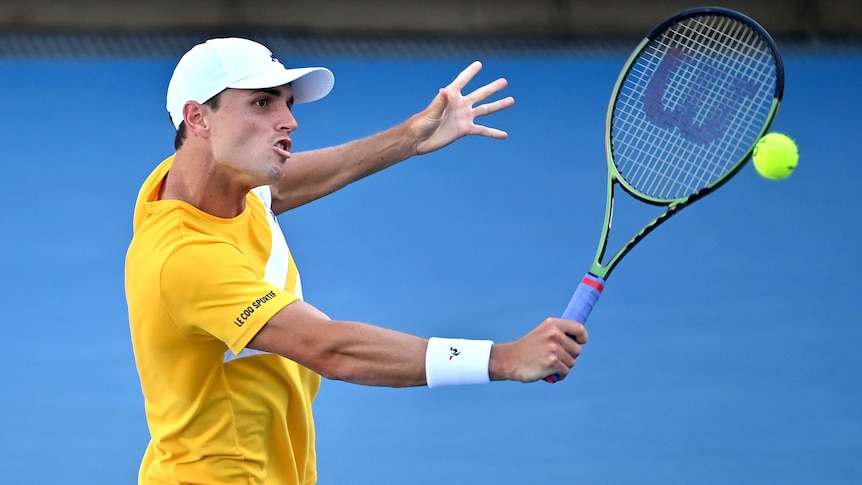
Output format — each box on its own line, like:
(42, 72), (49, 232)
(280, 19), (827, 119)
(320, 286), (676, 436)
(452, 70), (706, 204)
(1, 0), (860, 37)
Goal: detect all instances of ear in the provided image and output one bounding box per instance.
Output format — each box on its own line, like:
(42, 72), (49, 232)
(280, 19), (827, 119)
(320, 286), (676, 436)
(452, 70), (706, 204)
(182, 101), (210, 137)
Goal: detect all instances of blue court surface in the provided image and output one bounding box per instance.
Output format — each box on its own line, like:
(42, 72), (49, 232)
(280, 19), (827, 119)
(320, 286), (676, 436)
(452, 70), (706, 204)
(1, 36), (860, 484)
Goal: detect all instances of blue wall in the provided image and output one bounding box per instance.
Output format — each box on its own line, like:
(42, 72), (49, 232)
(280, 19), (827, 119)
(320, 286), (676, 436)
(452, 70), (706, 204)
(1, 44), (860, 483)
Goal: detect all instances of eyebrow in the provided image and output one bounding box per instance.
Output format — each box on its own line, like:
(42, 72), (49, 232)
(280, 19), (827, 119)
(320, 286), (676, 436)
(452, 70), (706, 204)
(255, 88), (281, 96)
(251, 87), (295, 105)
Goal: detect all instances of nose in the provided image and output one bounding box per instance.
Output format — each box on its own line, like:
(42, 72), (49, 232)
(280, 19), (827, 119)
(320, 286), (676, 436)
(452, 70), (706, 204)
(278, 105), (299, 133)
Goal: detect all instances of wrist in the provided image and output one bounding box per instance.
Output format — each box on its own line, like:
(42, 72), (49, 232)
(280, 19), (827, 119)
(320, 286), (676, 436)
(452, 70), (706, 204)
(403, 112), (424, 156)
(425, 337), (493, 388)
(487, 342), (513, 381)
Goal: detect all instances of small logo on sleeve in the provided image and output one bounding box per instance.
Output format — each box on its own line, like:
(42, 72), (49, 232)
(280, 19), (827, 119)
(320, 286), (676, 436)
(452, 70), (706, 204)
(233, 290), (277, 327)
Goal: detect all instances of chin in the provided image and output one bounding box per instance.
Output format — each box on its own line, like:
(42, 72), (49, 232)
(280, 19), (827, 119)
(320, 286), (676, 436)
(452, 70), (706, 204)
(266, 165), (285, 184)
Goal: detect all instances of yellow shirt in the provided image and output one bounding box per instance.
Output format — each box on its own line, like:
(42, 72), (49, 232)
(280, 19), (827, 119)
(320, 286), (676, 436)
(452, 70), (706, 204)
(125, 156), (320, 484)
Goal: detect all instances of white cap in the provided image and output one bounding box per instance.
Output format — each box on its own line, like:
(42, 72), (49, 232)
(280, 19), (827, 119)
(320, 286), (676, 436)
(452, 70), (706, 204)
(166, 37), (335, 129)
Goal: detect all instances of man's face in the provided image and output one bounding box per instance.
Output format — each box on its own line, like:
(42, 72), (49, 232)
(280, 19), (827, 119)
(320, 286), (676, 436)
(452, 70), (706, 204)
(205, 84), (298, 185)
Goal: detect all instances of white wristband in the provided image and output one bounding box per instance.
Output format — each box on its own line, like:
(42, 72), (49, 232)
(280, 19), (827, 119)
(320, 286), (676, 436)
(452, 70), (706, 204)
(425, 337), (493, 388)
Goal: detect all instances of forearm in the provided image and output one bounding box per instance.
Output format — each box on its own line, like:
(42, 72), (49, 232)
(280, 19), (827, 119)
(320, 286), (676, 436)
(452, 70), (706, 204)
(248, 300), (429, 387)
(311, 320), (429, 387)
(271, 120), (419, 214)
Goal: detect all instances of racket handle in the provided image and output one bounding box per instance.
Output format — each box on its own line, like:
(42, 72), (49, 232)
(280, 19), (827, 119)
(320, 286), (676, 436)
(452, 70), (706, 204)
(544, 273), (605, 383)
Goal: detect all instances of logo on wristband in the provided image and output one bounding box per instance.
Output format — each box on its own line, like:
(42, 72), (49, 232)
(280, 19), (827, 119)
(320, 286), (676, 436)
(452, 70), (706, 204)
(449, 347), (461, 360)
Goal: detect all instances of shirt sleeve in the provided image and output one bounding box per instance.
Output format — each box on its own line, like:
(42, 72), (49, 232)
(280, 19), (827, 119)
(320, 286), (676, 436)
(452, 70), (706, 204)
(159, 240), (298, 355)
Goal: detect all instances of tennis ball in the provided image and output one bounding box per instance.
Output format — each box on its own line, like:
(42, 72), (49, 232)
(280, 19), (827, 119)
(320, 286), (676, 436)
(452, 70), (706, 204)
(752, 133), (798, 180)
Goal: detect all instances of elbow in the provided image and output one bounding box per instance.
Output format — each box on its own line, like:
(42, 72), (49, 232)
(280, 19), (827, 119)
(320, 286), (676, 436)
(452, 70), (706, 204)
(312, 351), (406, 387)
(309, 350), (360, 383)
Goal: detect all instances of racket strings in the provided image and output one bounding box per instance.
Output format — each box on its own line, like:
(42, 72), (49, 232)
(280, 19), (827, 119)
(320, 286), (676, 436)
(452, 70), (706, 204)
(660, 18), (761, 191)
(611, 13), (779, 201)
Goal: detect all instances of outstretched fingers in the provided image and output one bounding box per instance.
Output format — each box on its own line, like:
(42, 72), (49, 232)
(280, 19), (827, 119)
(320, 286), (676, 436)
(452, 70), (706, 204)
(465, 77), (511, 106)
(447, 62), (514, 118)
(469, 96), (516, 139)
(473, 95), (515, 117)
(447, 60), (484, 92)
(412, 61), (515, 154)
(469, 124), (509, 140)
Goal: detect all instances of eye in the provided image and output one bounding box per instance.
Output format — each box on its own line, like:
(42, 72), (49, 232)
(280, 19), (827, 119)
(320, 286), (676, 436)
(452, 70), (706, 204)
(255, 98), (268, 107)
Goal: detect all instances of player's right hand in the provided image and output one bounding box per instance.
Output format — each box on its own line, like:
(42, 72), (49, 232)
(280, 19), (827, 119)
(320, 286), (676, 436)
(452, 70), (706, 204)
(488, 318), (588, 383)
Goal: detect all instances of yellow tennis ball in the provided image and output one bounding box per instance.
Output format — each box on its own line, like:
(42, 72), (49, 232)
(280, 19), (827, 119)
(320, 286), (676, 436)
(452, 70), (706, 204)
(752, 133), (798, 180)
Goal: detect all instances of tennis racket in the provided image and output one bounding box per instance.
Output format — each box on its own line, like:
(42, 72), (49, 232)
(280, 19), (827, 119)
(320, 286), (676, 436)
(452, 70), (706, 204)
(547, 7), (784, 383)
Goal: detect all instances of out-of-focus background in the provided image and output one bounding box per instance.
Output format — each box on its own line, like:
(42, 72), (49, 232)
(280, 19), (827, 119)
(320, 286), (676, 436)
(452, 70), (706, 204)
(2, 1), (861, 483)
(1, 0), (860, 37)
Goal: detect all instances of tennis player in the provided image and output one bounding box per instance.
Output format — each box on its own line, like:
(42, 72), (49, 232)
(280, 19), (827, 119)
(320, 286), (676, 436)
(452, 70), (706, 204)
(125, 37), (588, 485)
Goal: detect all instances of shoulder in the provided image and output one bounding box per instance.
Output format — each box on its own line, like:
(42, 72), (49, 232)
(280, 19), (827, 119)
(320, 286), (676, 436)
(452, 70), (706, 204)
(132, 156), (175, 232)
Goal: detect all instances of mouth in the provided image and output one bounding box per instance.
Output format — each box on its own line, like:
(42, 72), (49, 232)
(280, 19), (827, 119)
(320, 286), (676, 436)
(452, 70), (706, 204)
(273, 139), (292, 157)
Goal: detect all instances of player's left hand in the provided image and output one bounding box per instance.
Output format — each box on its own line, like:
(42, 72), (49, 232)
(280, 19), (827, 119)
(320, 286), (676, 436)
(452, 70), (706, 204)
(410, 61), (515, 155)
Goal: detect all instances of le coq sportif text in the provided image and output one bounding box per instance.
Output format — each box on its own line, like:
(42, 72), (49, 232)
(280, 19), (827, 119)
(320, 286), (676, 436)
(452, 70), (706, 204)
(233, 290), (278, 327)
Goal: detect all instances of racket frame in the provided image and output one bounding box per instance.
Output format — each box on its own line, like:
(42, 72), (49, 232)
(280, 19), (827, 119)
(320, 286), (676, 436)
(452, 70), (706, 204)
(588, 6), (784, 281)
(548, 6), (784, 384)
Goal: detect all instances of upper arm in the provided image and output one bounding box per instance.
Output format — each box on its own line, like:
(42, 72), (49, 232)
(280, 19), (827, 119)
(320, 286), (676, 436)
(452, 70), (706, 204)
(161, 241), (298, 354)
(246, 299), (332, 366)
(270, 149), (348, 214)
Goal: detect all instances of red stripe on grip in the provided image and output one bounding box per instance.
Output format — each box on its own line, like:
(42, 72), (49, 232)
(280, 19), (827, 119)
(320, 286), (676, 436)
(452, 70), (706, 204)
(582, 276), (604, 293)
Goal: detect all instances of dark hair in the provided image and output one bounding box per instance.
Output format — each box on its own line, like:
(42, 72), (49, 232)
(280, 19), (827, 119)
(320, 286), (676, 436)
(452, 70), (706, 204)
(173, 92), (224, 150)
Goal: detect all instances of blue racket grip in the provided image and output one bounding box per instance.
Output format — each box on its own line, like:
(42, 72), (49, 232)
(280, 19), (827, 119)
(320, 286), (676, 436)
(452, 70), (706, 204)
(544, 274), (605, 383)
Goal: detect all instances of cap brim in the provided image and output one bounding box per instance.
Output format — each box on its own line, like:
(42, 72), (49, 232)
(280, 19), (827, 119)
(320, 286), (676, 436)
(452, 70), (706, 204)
(229, 67), (334, 104)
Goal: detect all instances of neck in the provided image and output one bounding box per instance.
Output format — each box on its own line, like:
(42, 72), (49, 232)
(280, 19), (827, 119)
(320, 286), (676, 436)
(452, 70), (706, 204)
(161, 151), (251, 219)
